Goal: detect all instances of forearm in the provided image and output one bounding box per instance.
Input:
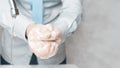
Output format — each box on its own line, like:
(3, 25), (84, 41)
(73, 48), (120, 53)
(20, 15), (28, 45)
(53, 0), (82, 44)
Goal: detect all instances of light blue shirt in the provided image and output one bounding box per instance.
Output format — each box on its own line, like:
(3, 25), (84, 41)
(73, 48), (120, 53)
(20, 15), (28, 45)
(0, 0), (82, 64)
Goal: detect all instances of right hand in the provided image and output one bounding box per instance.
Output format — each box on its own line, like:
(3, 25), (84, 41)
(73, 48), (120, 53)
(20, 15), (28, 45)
(26, 23), (62, 59)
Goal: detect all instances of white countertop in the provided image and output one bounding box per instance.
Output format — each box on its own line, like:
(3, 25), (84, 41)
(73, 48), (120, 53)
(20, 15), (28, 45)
(0, 64), (78, 68)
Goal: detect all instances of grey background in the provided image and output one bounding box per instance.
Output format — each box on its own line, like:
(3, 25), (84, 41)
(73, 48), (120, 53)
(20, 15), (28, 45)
(1, 0), (120, 68)
(66, 0), (120, 68)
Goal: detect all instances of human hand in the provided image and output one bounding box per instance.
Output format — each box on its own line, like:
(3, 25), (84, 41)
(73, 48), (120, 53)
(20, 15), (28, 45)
(26, 23), (61, 59)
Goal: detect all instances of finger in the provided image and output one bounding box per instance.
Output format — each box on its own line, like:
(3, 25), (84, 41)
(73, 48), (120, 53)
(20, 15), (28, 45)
(51, 31), (57, 40)
(45, 24), (53, 31)
(28, 29), (40, 40)
(49, 43), (59, 58)
(37, 27), (51, 40)
(48, 42), (56, 57)
(49, 27), (62, 40)
(35, 46), (49, 58)
(42, 24), (54, 40)
(30, 25), (51, 40)
(45, 24), (58, 40)
(28, 41), (48, 58)
(37, 41), (51, 57)
(43, 38), (61, 44)
(56, 38), (61, 44)
(53, 27), (62, 38)
(43, 43), (52, 57)
(29, 40), (43, 49)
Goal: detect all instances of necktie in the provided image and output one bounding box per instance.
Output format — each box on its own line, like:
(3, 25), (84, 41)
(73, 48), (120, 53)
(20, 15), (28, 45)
(31, 0), (43, 24)
(29, 0), (43, 64)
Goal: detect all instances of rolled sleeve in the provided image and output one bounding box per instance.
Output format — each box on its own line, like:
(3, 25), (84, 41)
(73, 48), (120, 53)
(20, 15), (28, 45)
(53, 0), (82, 44)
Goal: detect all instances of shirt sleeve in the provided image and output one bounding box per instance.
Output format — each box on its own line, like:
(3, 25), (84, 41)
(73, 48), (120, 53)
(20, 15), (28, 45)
(53, 0), (82, 44)
(0, 10), (34, 42)
(13, 13), (34, 42)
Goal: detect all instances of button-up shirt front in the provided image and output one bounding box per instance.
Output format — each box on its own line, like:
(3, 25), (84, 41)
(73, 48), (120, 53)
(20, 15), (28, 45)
(0, 0), (82, 64)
